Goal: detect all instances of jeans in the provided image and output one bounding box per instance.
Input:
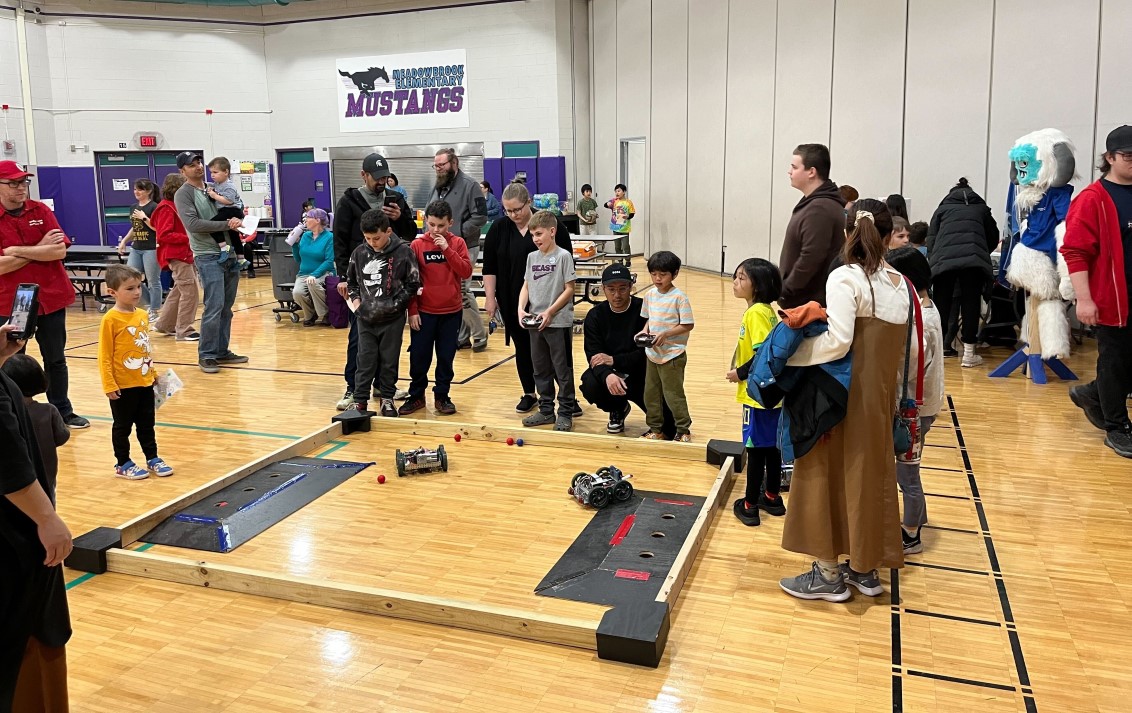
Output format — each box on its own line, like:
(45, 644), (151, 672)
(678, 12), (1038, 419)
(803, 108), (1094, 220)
(195, 252), (239, 360)
(1, 308), (74, 418)
(127, 247), (163, 311)
(896, 415), (935, 529)
(345, 310), (358, 395)
(409, 311), (461, 401)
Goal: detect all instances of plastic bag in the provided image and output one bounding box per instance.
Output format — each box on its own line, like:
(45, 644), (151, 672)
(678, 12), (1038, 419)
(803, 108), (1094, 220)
(153, 368), (184, 410)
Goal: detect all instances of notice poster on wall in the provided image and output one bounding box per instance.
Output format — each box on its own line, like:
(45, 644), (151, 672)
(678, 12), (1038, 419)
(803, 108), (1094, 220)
(336, 49), (469, 133)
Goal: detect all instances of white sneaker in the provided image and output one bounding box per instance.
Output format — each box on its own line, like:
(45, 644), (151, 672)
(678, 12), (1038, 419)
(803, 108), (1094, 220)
(961, 344), (983, 368)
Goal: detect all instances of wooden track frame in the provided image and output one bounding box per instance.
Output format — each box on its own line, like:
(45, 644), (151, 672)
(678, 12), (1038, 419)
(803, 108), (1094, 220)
(89, 418), (736, 666)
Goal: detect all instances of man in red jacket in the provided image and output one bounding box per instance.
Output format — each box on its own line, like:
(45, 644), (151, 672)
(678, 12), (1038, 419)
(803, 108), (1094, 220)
(400, 200), (472, 416)
(1062, 125), (1132, 458)
(0, 161), (88, 429)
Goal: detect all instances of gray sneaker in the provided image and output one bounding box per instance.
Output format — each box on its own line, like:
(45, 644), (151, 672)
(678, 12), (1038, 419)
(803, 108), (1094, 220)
(839, 562), (884, 596)
(779, 562), (850, 602)
(523, 411), (556, 427)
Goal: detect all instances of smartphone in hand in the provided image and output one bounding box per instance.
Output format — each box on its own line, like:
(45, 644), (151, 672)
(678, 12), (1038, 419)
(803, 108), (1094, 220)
(7, 283), (40, 341)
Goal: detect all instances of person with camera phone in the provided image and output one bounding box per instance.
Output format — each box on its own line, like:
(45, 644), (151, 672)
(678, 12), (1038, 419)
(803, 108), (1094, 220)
(0, 160), (88, 429)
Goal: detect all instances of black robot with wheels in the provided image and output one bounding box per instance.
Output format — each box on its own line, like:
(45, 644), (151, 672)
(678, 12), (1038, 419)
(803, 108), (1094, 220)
(568, 465), (634, 509)
(395, 445), (449, 476)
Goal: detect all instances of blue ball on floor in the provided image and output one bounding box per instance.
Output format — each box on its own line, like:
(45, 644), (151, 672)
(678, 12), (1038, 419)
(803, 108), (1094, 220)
(516, 438), (524, 447)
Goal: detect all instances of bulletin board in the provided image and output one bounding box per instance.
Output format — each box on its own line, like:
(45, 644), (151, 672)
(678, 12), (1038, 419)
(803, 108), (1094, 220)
(234, 160), (274, 222)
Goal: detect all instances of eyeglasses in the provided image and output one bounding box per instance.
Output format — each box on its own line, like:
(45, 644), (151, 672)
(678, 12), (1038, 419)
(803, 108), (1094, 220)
(0, 179), (31, 188)
(433, 160), (451, 170)
(503, 202), (528, 216)
(1116, 151), (1132, 162)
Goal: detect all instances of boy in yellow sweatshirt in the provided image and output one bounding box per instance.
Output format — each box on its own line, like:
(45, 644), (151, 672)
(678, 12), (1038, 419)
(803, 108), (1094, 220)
(98, 264), (173, 480)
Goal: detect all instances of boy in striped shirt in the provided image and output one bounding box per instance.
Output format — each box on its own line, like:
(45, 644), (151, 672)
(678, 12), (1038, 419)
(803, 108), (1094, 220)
(637, 250), (695, 441)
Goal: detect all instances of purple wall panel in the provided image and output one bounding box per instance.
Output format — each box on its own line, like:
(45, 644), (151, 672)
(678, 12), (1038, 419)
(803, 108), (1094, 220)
(37, 166), (102, 245)
(312, 162), (331, 212)
(483, 159), (503, 200)
(537, 157), (566, 200)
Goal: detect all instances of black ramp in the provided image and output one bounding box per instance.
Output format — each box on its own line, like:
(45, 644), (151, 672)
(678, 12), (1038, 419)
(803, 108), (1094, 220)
(140, 457), (372, 553)
(535, 491), (705, 607)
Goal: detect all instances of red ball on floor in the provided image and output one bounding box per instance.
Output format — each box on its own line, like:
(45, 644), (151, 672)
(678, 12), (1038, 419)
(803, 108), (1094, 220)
(454, 433), (462, 442)
(377, 475), (386, 484)
(506, 437), (515, 446)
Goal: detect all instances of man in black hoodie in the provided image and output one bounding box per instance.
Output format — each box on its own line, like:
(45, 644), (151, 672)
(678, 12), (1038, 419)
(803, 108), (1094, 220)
(334, 153), (417, 410)
(778, 144), (846, 308)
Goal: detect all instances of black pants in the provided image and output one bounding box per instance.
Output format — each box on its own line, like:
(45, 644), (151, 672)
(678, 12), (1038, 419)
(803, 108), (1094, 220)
(109, 386), (157, 466)
(210, 205), (245, 254)
(1, 308), (74, 419)
(503, 312), (573, 395)
(932, 268), (985, 345)
(579, 367), (677, 438)
(354, 314), (406, 404)
(1085, 324), (1132, 431)
(408, 311), (461, 401)
(745, 446), (782, 501)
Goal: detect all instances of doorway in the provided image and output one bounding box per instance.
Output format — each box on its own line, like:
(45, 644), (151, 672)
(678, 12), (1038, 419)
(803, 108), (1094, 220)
(277, 149), (332, 229)
(618, 137), (648, 256)
(94, 151), (201, 246)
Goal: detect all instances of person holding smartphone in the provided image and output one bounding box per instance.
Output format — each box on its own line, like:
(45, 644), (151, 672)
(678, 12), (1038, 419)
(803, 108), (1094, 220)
(0, 160), (88, 429)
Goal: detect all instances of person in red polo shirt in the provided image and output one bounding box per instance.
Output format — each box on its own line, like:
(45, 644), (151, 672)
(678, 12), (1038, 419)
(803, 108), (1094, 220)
(0, 161), (88, 429)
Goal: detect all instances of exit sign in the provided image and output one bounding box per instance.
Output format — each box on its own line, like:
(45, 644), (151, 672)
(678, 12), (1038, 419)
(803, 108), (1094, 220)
(131, 131), (165, 150)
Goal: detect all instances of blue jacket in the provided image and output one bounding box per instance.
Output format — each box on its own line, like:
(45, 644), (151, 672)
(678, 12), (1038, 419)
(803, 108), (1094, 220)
(747, 319), (852, 462)
(485, 192), (503, 221)
(292, 229), (336, 278)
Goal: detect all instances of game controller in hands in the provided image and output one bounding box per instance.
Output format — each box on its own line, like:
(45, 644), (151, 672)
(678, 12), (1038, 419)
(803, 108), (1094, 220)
(521, 314), (545, 330)
(634, 332), (657, 347)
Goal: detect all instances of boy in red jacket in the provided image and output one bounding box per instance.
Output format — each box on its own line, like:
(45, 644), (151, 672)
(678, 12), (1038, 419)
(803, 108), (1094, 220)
(400, 200), (472, 416)
(1062, 125), (1132, 458)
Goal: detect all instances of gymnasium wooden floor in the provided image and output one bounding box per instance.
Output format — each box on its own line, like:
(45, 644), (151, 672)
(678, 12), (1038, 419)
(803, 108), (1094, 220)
(36, 269), (1131, 712)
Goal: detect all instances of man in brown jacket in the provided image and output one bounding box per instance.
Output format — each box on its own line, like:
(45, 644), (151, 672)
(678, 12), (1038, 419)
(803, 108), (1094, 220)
(778, 144), (846, 308)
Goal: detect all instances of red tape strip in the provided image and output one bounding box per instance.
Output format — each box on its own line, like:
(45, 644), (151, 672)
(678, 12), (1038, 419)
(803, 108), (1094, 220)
(614, 569), (650, 581)
(654, 498), (694, 506)
(609, 514), (636, 545)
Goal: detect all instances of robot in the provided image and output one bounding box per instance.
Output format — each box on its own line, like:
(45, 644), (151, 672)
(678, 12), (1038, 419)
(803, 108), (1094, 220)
(568, 466), (634, 509)
(520, 314), (544, 330)
(395, 445), (449, 477)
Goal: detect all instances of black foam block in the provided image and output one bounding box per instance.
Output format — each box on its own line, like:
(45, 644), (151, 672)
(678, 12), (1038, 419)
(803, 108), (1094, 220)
(706, 439), (746, 471)
(596, 600), (670, 667)
(65, 526), (122, 574)
(332, 409), (372, 434)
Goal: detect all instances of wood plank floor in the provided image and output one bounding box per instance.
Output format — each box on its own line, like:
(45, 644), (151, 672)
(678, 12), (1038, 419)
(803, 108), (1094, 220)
(32, 270), (1131, 712)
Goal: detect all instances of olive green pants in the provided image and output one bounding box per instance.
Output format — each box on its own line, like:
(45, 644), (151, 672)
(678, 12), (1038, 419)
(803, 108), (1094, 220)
(644, 352), (691, 434)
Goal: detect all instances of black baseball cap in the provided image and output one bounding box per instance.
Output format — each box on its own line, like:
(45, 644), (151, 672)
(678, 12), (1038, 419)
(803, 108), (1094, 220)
(1106, 126), (1132, 153)
(176, 151), (203, 169)
(362, 153), (392, 179)
(602, 264), (632, 284)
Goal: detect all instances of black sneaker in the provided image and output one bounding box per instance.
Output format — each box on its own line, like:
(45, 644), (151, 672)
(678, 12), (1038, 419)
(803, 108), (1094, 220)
(1104, 425), (1132, 458)
(434, 397), (457, 415)
(902, 527), (923, 555)
(758, 492), (786, 516)
(380, 399), (399, 418)
(732, 498), (761, 526)
(1069, 385), (1106, 431)
(943, 347), (958, 358)
(515, 394), (538, 413)
(199, 358), (220, 374)
(216, 352), (249, 364)
(607, 402), (631, 434)
(571, 403), (584, 418)
(398, 398), (426, 416)
(63, 413), (90, 429)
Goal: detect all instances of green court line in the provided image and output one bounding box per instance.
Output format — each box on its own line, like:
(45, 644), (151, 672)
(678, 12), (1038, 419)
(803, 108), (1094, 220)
(80, 414), (297, 440)
(65, 572), (95, 590)
(314, 441), (349, 458)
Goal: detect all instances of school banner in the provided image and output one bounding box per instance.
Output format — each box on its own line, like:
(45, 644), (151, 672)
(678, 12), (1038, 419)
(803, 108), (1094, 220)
(336, 49), (469, 133)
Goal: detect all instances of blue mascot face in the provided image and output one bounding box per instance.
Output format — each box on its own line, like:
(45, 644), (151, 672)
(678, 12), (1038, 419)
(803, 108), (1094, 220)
(1010, 143), (1042, 185)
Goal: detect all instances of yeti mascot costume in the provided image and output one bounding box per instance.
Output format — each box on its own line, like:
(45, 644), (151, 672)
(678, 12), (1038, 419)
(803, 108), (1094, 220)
(1002, 128), (1077, 361)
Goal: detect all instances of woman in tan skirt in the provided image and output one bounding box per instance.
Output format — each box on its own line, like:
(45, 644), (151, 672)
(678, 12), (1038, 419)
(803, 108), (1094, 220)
(778, 198), (911, 602)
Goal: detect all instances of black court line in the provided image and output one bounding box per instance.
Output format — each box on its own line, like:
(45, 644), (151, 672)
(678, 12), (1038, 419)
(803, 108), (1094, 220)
(66, 340), (99, 352)
(905, 669), (1018, 693)
(921, 465), (964, 473)
(924, 492), (971, 500)
(921, 524), (980, 535)
(905, 561), (989, 577)
(901, 607), (1001, 628)
(924, 443), (959, 450)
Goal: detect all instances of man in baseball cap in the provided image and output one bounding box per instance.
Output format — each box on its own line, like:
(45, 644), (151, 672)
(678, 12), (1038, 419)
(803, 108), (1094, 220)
(331, 152), (416, 410)
(578, 263), (674, 437)
(0, 161), (88, 428)
(1062, 124), (1132, 458)
(175, 151), (203, 169)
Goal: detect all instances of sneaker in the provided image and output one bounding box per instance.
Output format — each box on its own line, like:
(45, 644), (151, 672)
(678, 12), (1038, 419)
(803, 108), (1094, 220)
(515, 394), (538, 413)
(302, 317), (318, 327)
(554, 414), (573, 431)
(732, 497), (761, 526)
(434, 397), (457, 415)
(1069, 385), (1106, 431)
(961, 353), (984, 368)
(471, 339), (488, 353)
(154, 326), (176, 337)
(674, 433), (692, 443)
(780, 562), (850, 602)
(199, 358), (220, 374)
(216, 352), (249, 364)
(176, 332), (201, 342)
(147, 311), (159, 323)
(523, 411), (556, 427)
(147, 457), (174, 477)
(839, 562), (884, 596)
(394, 387), (411, 401)
(398, 398), (426, 416)
(943, 348), (959, 358)
(336, 392), (356, 411)
(902, 527), (923, 555)
(606, 402), (631, 434)
(758, 492), (786, 516)
(571, 403), (584, 418)
(63, 413), (90, 429)
(1104, 425), (1132, 459)
(380, 399), (398, 417)
(348, 401), (368, 412)
(640, 431), (666, 440)
(114, 461), (149, 480)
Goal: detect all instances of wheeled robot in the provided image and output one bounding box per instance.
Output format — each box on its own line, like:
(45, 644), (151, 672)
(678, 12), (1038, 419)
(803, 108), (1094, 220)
(568, 465), (634, 509)
(395, 445), (449, 477)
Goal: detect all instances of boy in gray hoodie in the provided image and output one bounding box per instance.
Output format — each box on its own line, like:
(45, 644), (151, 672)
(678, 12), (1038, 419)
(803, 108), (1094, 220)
(346, 210), (421, 417)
